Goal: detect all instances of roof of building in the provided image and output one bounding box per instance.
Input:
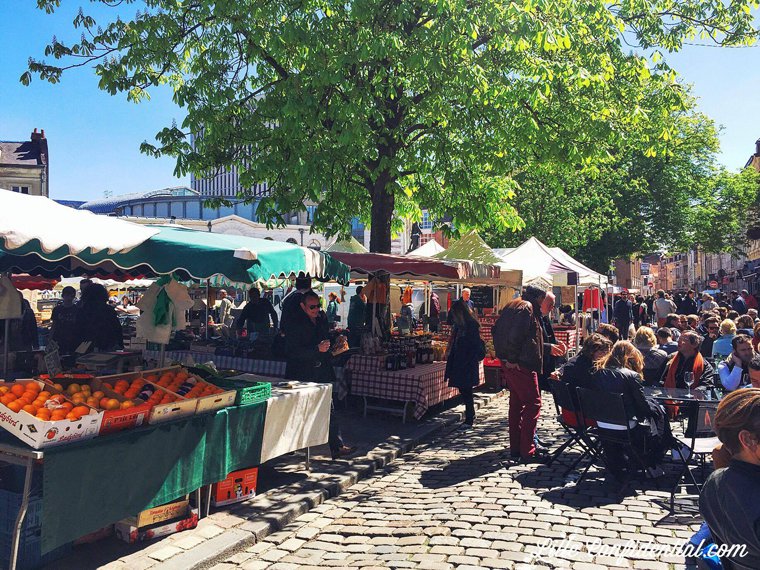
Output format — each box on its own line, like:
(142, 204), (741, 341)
(78, 186), (199, 214)
(0, 141), (45, 167)
(54, 200), (86, 209)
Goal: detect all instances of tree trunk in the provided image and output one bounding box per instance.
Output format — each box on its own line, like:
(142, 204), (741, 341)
(368, 175), (395, 254)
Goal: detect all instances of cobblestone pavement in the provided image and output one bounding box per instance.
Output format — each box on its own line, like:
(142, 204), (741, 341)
(212, 395), (702, 570)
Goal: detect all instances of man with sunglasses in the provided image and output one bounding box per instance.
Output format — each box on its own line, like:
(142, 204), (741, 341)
(284, 290), (355, 459)
(700, 316), (720, 359)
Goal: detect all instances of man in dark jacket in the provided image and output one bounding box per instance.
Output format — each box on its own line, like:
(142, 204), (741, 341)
(681, 289), (699, 315)
(284, 290), (354, 459)
(659, 331), (716, 389)
(236, 288), (279, 335)
(731, 290), (748, 315)
(613, 291), (633, 340)
(493, 285), (546, 462)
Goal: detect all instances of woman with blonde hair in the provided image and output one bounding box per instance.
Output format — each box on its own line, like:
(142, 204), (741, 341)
(633, 327), (669, 386)
(712, 319), (737, 358)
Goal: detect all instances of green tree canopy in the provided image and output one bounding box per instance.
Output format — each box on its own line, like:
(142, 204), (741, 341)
(27, 0), (759, 252)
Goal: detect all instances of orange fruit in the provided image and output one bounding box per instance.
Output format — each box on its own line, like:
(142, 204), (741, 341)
(66, 383), (81, 396)
(72, 406), (90, 417)
(7, 401), (23, 413)
(65, 412), (80, 421)
(105, 399), (121, 410)
(0, 386), (8, 395)
(53, 383), (64, 392)
(60, 402), (74, 412)
(36, 409), (51, 420)
(38, 391), (51, 400)
(1, 394), (15, 405)
(92, 391), (105, 400)
(100, 397), (110, 408)
(50, 410), (67, 421)
(26, 383), (40, 393)
(22, 404), (37, 415)
(19, 395), (35, 405)
(10, 384), (25, 397)
(120, 400), (134, 409)
(102, 383), (113, 391)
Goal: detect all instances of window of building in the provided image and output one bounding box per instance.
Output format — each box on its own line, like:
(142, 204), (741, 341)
(10, 186), (29, 194)
(420, 210), (433, 231)
(351, 217), (365, 241)
(306, 205), (317, 223)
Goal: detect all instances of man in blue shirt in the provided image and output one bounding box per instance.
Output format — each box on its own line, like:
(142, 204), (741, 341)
(717, 334), (754, 391)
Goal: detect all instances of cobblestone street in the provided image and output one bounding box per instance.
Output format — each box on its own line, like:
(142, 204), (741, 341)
(209, 395), (701, 570)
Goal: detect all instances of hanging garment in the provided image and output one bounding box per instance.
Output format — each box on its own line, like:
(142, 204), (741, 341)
(136, 279), (194, 344)
(0, 276), (22, 319)
(582, 288), (603, 312)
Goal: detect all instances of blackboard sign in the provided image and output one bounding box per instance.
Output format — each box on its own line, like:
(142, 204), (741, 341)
(469, 287), (494, 309)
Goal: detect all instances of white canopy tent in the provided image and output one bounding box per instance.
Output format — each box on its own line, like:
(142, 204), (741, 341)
(406, 239), (445, 258)
(494, 237), (608, 288)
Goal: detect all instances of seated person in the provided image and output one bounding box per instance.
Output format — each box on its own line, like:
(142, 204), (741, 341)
(656, 327), (679, 355)
(633, 326), (669, 386)
(554, 333), (612, 427)
(737, 314), (755, 337)
(717, 334), (754, 392)
(660, 331), (716, 390)
(586, 341), (669, 479)
(713, 357), (760, 468)
(596, 323), (620, 344)
(712, 319), (737, 359)
(664, 314), (682, 340)
(700, 316), (720, 359)
(700, 388), (760, 570)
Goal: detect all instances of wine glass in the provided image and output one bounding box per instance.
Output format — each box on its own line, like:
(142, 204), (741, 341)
(683, 371), (694, 397)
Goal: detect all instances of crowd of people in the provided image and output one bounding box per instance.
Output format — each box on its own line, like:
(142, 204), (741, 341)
(444, 284), (759, 567)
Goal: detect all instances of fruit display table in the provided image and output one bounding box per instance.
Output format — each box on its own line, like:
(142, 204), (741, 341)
(0, 380), (332, 564)
(345, 356), (485, 420)
(143, 350), (287, 377)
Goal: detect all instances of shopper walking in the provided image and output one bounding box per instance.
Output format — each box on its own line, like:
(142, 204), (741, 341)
(492, 285), (547, 463)
(445, 302), (485, 427)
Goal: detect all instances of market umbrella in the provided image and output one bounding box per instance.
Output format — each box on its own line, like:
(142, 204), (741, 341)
(0, 226), (350, 285)
(325, 236), (369, 253)
(11, 274), (58, 290)
(0, 190), (159, 254)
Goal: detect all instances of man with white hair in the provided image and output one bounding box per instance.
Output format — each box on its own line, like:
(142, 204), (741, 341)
(448, 287), (475, 324)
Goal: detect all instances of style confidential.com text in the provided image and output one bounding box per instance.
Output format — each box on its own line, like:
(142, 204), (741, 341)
(532, 536), (748, 563)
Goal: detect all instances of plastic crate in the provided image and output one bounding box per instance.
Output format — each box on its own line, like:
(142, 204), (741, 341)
(0, 529), (72, 570)
(207, 378), (271, 406)
(0, 490), (43, 534)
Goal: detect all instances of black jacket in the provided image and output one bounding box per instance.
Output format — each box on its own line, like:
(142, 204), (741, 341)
(560, 354), (594, 388)
(236, 298), (278, 331)
(76, 302), (123, 351)
(659, 353), (716, 389)
(681, 297), (698, 315)
(700, 459), (760, 570)
(284, 309), (333, 383)
(614, 299), (633, 326)
(493, 298), (543, 373)
(585, 367), (651, 422)
(445, 320), (482, 389)
(540, 316), (558, 381)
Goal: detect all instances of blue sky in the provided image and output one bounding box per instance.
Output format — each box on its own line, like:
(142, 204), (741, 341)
(1, 3), (759, 202)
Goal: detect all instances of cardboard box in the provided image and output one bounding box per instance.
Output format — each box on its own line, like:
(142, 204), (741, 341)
(212, 467), (258, 507)
(0, 381), (102, 449)
(136, 498), (189, 527)
(114, 506), (199, 543)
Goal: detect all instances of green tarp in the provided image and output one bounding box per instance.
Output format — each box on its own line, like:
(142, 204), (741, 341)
(41, 402), (266, 553)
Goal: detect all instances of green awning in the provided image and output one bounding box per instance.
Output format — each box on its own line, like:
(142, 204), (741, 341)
(0, 226), (350, 285)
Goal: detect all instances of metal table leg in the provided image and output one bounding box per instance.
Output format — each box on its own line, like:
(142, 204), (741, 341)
(195, 488), (202, 519)
(305, 447), (311, 471)
(204, 484), (212, 518)
(9, 456), (34, 570)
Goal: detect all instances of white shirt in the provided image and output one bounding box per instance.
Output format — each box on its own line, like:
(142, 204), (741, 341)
(717, 359), (747, 391)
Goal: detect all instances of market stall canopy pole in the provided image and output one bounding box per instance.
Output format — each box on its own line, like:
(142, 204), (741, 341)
(0, 191), (159, 255)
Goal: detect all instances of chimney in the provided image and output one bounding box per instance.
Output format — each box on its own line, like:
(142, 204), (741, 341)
(755, 138), (760, 156)
(31, 128), (45, 141)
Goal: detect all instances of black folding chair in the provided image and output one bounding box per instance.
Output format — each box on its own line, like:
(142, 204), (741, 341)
(546, 381), (600, 475)
(669, 400), (720, 513)
(575, 387), (648, 486)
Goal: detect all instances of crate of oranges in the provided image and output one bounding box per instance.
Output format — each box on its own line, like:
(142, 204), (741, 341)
(0, 380), (102, 449)
(97, 367), (198, 424)
(147, 368), (235, 415)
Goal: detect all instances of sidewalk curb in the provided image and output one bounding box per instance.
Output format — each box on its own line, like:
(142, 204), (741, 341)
(166, 389), (507, 570)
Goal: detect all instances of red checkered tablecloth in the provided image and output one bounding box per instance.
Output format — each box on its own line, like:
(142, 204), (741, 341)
(346, 357), (485, 420)
(554, 328), (579, 352)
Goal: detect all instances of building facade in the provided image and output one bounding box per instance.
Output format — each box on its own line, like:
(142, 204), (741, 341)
(0, 129), (49, 197)
(614, 257), (643, 291)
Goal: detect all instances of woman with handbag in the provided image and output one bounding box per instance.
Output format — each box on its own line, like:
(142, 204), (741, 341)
(445, 301), (485, 428)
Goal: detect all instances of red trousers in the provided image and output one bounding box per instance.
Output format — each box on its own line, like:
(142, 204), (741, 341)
(503, 365), (541, 457)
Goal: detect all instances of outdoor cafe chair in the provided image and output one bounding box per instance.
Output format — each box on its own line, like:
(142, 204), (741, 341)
(669, 399), (720, 514)
(575, 387), (648, 488)
(546, 381), (600, 476)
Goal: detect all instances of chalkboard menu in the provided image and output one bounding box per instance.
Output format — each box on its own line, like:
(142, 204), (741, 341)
(469, 287), (494, 309)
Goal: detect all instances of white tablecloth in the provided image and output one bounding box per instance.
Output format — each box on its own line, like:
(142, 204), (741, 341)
(234, 378), (332, 463)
